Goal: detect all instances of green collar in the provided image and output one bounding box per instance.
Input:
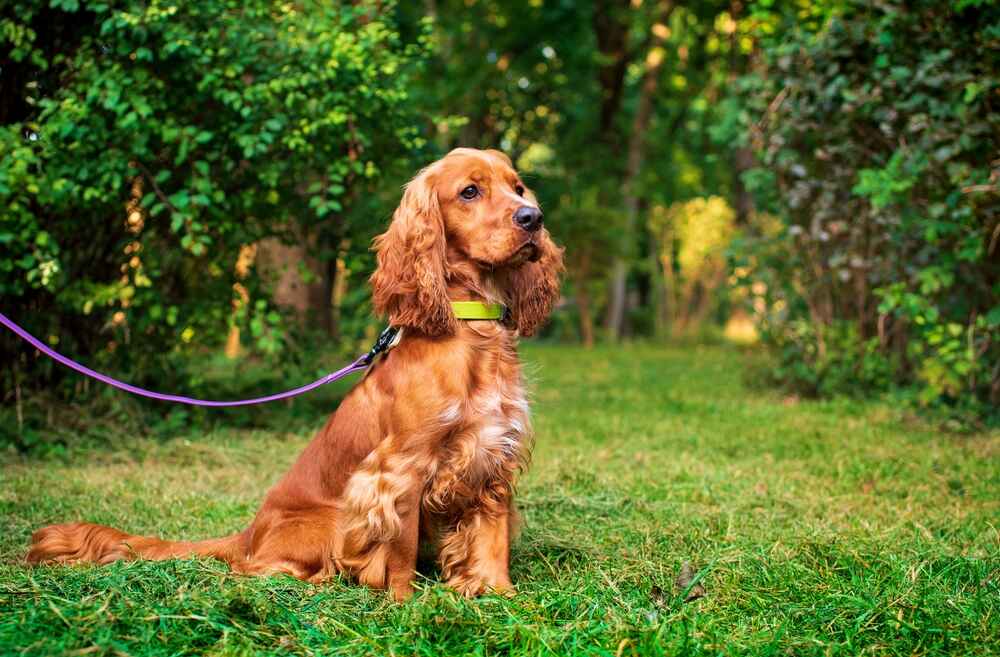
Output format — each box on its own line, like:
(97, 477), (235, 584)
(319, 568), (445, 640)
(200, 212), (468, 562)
(451, 301), (507, 321)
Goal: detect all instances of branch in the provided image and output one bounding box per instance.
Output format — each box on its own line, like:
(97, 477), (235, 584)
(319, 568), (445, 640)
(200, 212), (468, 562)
(133, 160), (180, 216)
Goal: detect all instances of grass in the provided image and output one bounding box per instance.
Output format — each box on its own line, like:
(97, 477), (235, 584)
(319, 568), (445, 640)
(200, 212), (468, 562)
(1, 343), (998, 656)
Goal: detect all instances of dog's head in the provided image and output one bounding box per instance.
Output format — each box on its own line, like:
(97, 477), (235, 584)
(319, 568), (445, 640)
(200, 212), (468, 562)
(371, 148), (564, 337)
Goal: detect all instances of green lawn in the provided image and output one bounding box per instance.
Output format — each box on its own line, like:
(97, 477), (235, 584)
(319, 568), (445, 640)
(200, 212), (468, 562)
(2, 344), (998, 656)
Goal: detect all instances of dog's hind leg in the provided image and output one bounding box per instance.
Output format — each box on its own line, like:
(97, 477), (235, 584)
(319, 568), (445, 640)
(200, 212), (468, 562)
(332, 443), (424, 600)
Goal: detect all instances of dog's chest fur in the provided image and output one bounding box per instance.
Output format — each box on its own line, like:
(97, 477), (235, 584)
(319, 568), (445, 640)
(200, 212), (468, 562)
(464, 377), (530, 478)
(424, 338), (530, 511)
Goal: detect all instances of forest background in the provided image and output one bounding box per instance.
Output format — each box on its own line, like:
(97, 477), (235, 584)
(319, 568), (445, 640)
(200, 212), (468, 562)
(2, 0), (999, 453)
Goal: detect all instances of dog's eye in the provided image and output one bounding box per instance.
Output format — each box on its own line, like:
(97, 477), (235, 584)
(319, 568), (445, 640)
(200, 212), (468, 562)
(460, 185), (479, 200)
(515, 184), (525, 196)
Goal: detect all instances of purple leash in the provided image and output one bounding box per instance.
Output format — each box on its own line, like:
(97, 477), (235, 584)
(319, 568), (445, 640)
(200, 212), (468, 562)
(1, 312), (397, 407)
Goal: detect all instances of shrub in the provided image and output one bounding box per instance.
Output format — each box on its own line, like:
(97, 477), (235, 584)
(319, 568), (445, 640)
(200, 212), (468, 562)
(1, 1), (429, 389)
(739, 0), (1000, 424)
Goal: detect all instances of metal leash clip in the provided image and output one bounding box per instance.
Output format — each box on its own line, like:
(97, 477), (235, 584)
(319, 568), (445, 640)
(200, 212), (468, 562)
(364, 326), (401, 365)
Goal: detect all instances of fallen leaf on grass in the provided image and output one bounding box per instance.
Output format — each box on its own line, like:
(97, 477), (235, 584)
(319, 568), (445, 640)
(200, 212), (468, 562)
(674, 561), (706, 602)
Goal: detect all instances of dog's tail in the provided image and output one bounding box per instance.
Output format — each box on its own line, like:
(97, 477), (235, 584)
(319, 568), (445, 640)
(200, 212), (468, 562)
(26, 521), (244, 566)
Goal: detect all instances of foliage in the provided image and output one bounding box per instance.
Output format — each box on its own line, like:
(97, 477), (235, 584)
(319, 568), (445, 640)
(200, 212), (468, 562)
(3, 345), (998, 655)
(738, 0), (1000, 423)
(407, 0), (741, 340)
(649, 196), (736, 333)
(3, 0), (998, 440)
(1, 0), (429, 417)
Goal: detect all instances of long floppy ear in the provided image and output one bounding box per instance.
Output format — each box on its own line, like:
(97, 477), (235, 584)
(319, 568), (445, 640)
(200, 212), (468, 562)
(505, 230), (565, 337)
(370, 171), (456, 336)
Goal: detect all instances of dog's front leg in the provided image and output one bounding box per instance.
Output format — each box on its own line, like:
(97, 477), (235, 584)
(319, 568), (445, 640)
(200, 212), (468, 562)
(439, 493), (514, 597)
(385, 484), (421, 600)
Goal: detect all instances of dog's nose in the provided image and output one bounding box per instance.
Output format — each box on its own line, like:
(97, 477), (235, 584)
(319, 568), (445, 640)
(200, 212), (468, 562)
(513, 206), (543, 232)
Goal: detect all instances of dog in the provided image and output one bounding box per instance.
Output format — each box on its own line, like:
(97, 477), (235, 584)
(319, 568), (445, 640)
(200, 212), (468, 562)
(27, 148), (564, 600)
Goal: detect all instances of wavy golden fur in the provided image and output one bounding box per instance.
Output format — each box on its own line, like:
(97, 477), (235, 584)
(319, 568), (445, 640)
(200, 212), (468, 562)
(27, 148), (564, 600)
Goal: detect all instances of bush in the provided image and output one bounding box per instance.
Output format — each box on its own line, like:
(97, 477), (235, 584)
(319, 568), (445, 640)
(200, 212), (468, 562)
(766, 319), (895, 398)
(1, 1), (430, 447)
(739, 0), (1000, 424)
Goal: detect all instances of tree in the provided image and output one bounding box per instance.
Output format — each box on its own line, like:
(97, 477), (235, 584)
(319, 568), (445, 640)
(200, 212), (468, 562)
(1, 1), (430, 396)
(605, 0), (675, 339)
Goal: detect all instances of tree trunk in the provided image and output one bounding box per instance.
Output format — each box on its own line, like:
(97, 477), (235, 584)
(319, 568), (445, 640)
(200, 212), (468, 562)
(225, 243), (258, 358)
(256, 234), (328, 327)
(605, 1), (674, 339)
(660, 252), (676, 334)
(729, 1), (755, 225)
(733, 147), (756, 225)
(592, 0), (634, 139)
(688, 265), (727, 330)
(590, 0), (635, 342)
(574, 249), (596, 348)
(606, 260), (629, 339)
(322, 256), (338, 339)
(649, 238), (667, 337)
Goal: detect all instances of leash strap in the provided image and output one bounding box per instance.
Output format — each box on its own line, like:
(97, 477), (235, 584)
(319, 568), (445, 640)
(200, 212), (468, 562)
(2, 302), (505, 408)
(1, 311), (382, 408)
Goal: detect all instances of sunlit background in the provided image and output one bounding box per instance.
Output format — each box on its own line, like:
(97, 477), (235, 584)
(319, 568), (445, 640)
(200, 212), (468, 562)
(2, 0), (998, 445)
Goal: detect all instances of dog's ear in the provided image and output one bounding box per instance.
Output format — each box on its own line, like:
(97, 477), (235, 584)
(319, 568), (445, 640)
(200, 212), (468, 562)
(371, 170), (456, 336)
(505, 230), (564, 337)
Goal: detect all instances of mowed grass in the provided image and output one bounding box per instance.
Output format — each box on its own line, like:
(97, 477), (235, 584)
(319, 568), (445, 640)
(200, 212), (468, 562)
(1, 344), (998, 656)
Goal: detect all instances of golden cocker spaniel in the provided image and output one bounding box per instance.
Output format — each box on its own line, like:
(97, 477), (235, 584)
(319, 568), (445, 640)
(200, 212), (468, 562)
(27, 148), (565, 600)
